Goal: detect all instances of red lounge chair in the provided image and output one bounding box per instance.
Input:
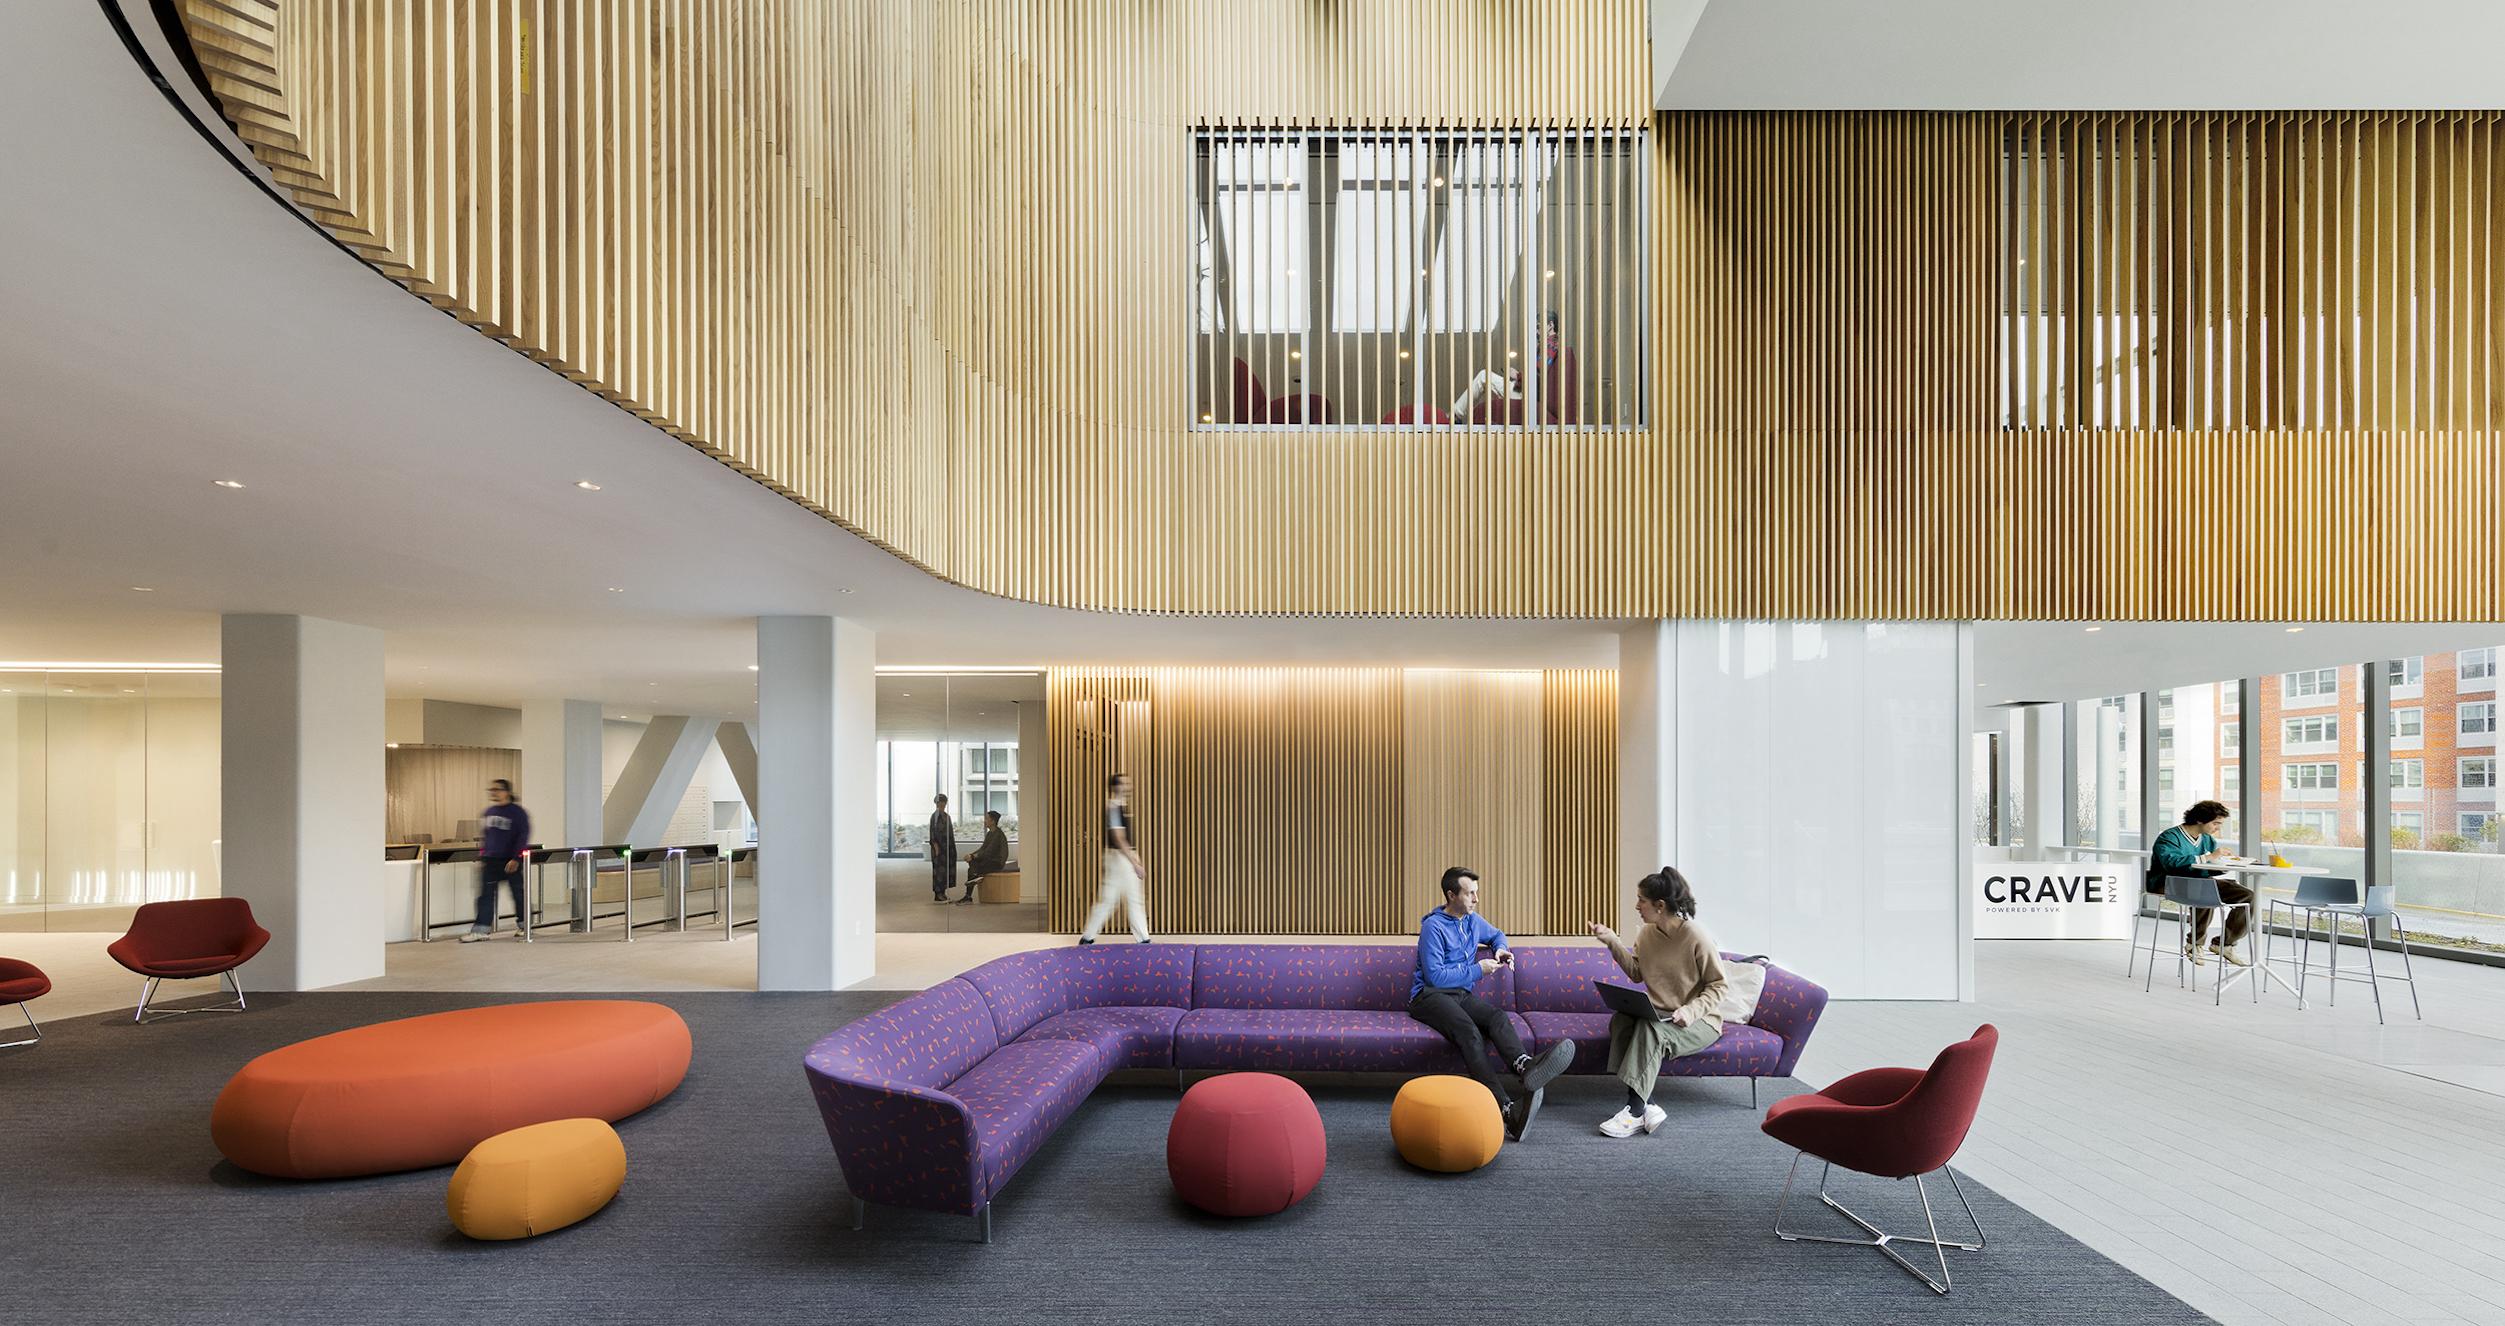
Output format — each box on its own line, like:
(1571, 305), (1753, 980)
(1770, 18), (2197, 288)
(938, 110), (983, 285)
(0, 957), (49, 1047)
(107, 898), (272, 1024)
(1761, 1024), (1999, 1295)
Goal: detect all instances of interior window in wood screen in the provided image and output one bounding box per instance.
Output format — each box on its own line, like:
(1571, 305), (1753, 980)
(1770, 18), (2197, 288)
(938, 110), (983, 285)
(1194, 129), (1648, 430)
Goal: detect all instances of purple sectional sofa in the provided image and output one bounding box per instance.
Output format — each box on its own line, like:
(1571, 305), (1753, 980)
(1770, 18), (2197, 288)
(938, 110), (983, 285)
(803, 943), (1828, 1233)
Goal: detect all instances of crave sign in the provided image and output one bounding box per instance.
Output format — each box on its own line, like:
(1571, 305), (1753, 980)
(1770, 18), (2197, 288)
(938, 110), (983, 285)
(1974, 862), (2133, 940)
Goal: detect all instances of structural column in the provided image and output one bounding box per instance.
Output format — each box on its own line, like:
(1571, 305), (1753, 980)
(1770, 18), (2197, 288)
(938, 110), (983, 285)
(755, 616), (876, 991)
(1615, 620), (1675, 920)
(221, 614), (385, 991)
(1014, 698), (1048, 904)
(521, 698), (603, 849)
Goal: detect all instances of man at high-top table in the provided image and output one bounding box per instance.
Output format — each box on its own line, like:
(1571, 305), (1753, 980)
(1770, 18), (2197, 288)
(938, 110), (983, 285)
(2149, 799), (2249, 966)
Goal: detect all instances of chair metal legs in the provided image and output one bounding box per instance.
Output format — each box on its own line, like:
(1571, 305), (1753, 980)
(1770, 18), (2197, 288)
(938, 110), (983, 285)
(0, 1002), (39, 1048)
(1774, 1153), (1987, 1296)
(848, 1196), (991, 1244)
(133, 969), (250, 1024)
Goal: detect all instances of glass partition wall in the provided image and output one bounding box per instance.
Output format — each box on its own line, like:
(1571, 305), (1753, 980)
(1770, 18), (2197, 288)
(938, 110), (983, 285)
(872, 672), (1044, 934)
(0, 669), (222, 933)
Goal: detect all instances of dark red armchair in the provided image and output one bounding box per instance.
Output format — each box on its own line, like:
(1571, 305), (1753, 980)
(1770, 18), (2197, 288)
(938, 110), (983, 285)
(1761, 1024), (1999, 1295)
(0, 957), (49, 1047)
(107, 898), (271, 1024)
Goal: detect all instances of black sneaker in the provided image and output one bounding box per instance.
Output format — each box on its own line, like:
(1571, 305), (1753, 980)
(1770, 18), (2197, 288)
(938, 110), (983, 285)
(1077, 937), (1096, 946)
(1518, 1040), (1576, 1094)
(1503, 1088), (1543, 1141)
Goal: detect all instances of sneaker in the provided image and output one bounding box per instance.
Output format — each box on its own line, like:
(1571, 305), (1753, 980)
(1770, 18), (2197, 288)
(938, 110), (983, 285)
(2214, 944), (2251, 968)
(1517, 1040), (1576, 1094)
(458, 931), (486, 944)
(1503, 1089), (1543, 1142)
(2184, 943), (2207, 967)
(1598, 1107), (1643, 1138)
(1077, 937), (1096, 946)
(1639, 1103), (1669, 1134)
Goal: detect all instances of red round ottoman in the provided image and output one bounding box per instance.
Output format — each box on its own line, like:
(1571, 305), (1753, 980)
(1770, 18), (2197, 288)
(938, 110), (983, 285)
(1166, 1072), (1326, 1217)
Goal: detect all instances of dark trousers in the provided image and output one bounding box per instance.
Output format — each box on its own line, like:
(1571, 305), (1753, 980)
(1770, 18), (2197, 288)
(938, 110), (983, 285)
(1408, 988), (1527, 1106)
(2193, 878), (2256, 946)
(930, 858), (957, 899)
(473, 856), (526, 932)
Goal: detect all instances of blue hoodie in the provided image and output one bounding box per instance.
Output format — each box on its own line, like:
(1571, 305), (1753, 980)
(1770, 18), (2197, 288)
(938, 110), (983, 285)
(479, 803), (532, 860)
(1410, 907), (1509, 1001)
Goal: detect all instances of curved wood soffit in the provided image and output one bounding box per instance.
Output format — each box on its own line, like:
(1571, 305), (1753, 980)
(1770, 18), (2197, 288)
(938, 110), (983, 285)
(175, 3), (2505, 621)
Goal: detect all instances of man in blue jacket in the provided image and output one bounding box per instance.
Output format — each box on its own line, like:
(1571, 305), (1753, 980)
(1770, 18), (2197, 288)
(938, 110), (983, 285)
(1409, 866), (1576, 1138)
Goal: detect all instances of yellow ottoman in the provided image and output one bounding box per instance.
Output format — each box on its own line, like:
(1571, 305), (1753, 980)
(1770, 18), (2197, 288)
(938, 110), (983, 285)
(1390, 1075), (1504, 1172)
(446, 1118), (626, 1240)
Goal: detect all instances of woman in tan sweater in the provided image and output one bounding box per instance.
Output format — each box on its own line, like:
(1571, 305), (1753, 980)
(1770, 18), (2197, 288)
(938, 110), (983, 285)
(1585, 866), (1729, 1138)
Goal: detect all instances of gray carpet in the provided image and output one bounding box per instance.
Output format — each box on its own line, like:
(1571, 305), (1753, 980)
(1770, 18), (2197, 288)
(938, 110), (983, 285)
(2, 991), (2206, 1325)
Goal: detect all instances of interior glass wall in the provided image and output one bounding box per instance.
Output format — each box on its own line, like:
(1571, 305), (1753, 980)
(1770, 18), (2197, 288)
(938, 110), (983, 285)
(1193, 129), (1648, 430)
(0, 669), (221, 933)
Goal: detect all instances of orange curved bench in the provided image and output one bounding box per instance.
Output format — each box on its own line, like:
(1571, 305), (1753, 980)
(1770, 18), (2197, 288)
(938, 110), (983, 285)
(211, 1000), (691, 1179)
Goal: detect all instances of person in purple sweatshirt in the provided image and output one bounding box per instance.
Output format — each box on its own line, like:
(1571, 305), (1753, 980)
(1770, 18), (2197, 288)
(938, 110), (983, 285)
(1408, 865), (1576, 1139)
(461, 778), (532, 943)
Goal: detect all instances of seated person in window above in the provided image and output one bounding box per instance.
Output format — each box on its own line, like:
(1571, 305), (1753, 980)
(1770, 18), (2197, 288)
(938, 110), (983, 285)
(2149, 800), (2248, 967)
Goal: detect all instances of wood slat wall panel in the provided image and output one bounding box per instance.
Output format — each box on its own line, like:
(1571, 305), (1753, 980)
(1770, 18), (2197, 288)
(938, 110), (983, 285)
(1047, 666), (1615, 936)
(176, 8), (2505, 622)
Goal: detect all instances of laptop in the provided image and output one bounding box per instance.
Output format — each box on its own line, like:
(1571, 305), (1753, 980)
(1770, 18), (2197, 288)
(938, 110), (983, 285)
(1594, 981), (1662, 1022)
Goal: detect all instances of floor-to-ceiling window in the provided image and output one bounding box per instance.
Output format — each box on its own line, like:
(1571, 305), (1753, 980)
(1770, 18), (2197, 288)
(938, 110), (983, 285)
(2072, 694), (2142, 849)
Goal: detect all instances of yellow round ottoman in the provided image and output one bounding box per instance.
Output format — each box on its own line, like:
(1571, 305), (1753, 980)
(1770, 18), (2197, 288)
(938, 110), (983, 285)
(1390, 1075), (1504, 1172)
(446, 1118), (626, 1240)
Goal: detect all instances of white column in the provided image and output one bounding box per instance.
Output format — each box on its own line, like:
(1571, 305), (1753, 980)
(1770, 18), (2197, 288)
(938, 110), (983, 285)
(755, 615), (876, 991)
(521, 699), (603, 849)
(2019, 702), (2066, 852)
(221, 614), (385, 991)
(1615, 620), (1675, 922)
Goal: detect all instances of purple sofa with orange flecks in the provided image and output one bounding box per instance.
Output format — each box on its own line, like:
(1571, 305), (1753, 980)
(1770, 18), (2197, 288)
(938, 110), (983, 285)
(802, 943), (1827, 1231)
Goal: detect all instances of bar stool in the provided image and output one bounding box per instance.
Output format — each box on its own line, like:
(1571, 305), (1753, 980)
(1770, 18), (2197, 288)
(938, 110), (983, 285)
(2126, 873), (2186, 979)
(2262, 876), (2351, 1011)
(2283, 881), (2422, 1023)
(2147, 875), (2254, 1005)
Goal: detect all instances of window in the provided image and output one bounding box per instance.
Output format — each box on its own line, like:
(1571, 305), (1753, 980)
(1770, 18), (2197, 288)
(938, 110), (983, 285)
(2391, 707), (2423, 744)
(2282, 762), (2338, 795)
(2388, 657), (2423, 690)
(2462, 757), (2496, 791)
(2278, 809), (2339, 839)
(1193, 129), (1648, 431)
(2460, 812), (2495, 839)
(2282, 714), (2338, 751)
(2220, 685), (2239, 716)
(2220, 721), (2240, 749)
(2464, 702), (2498, 740)
(2463, 648), (2498, 687)
(2282, 669), (2339, 704)
(2390, 758), (2423, 793)
(2392, 811), (2423, 836)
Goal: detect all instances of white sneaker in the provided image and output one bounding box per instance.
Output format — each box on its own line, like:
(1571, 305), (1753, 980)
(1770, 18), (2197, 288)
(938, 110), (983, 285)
(1639, 1104), (1669, 1134)
(458, 931), (486, 944)
(1599, 1108), (1643, 1138)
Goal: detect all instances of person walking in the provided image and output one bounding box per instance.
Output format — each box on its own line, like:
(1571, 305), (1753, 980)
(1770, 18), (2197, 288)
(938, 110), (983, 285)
(927, 794), (958, 903)
(1585, 866), (1729, 1137)
(1078, 773), (1151, 944)
(461, 778), (531, 943)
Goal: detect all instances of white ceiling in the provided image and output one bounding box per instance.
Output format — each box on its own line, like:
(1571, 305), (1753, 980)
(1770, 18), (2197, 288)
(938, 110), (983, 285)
(1655, 1), (2505, 109)
(0, 4), (1614, 723)
(1973, 622), (2505, 706)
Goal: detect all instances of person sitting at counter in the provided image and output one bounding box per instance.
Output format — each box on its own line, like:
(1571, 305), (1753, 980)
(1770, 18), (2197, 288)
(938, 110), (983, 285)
(2149, 799), (2247, 967)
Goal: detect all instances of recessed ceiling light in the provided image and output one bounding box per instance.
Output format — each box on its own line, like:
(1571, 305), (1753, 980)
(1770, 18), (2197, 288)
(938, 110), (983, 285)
(1544, 269), (1556, 279)
(122, 688), (137, 694)
(2286, 626), (2305, 633)
(386, 742), (399, 749)
(606, 587), (624, 593)
(130, 586), (154, 592)
(1431, 177), (1444, 187)
(212, 479), (245, 489)
(838, 588), (854, 595)
(1201, 413), (1214, 422)
(1288, 349), (1301, 360)
(901, 692), (912, 698)
(748, 665), (759, 672)
(2084, 625), (2102, 633)
(575, 480), (603, 491)
(1398, 349), (1411, 360)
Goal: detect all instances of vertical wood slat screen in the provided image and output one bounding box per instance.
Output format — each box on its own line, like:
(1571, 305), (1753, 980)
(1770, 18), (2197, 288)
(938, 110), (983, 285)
(1047, 666), (1618, 936)
(174, 4), (2505, 622)
(2003, 113), (2505, 432)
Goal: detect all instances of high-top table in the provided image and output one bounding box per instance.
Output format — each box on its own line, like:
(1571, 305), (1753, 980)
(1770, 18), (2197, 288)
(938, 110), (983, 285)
(2193, 860), (2309, 998)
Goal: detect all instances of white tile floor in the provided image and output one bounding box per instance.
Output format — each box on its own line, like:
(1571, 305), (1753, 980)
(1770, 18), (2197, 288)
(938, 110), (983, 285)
(10, 926), (2504, 1324)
